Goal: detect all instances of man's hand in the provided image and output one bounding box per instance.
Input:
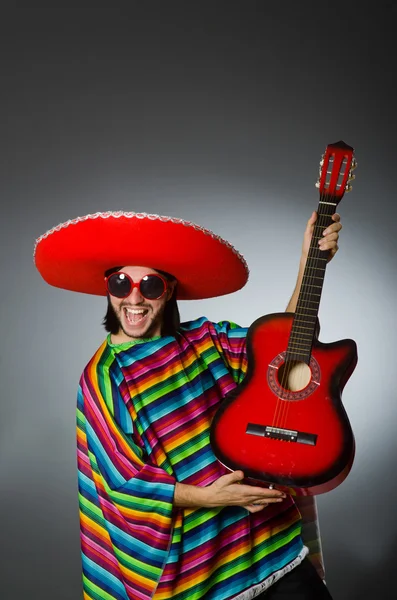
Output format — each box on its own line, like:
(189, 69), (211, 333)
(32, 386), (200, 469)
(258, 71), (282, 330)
(286, 210), (343, 313)
(174, 471), (287, 513)
(206, 470), (286, 513)
(302, 210), (342, 263)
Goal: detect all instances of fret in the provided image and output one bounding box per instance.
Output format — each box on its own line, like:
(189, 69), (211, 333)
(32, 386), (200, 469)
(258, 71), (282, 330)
(294, 317), (317, 324)
(297, 299), (320, 305)
(299, 294), (321, 300)
(305, 264), (326, 269)
(298, 298), (320, 304)
(289, 338), (312, 345)
(300, 291), (321, 297)
(289, 345), (312, 353)
(288, 343), (312, 351)
(297, 305), (320, 310)
(303, 271), (325, 281)
(302, 270), (324, 276)
(289, 338), (313, 345)
(291, 327), (311, 339)
(307, 259), (328, 265)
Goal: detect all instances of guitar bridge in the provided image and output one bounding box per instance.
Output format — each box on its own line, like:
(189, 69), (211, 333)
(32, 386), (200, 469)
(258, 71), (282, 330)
(246, 423), (317, 446)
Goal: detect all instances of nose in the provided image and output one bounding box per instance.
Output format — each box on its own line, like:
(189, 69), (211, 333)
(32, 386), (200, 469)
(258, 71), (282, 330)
(126, 284), (144, 303)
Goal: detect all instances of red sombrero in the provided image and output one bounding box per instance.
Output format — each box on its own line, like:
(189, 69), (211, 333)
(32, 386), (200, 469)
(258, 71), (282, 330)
(34, 211), (249, 300)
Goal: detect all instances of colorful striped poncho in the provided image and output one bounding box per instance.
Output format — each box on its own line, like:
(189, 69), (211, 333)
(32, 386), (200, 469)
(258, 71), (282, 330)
(76, 317), (324, 600)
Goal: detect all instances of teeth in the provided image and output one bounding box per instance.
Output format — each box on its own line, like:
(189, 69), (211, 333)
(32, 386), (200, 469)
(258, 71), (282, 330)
(124, 307), (148, 325)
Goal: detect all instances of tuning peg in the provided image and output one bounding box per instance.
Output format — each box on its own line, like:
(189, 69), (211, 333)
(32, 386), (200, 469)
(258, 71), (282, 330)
(315, 180), (320, 188)
(345, 183), (353, 193)
(350, 158), (358, 170)
(348, 172), (356, 181)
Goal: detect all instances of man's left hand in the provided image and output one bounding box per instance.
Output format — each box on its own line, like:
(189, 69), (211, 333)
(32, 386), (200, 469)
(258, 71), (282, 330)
(302, 211), (342, 263)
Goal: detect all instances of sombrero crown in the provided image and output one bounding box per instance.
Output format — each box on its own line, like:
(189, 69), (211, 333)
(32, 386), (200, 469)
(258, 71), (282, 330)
(34, 211), (249, 300)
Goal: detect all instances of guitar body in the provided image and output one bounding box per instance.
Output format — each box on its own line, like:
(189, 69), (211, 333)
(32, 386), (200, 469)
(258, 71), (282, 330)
(210, 312), (357, 495)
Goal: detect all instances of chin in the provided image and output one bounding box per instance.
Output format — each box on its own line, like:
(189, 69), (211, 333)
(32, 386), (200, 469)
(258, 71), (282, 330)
(121, 317), (157, 339)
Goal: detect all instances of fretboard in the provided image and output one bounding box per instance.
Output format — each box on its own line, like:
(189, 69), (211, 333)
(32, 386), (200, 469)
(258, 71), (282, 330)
(286, 199), (337, 363)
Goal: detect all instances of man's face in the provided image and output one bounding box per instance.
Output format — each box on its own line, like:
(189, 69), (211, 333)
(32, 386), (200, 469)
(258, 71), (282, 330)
(108, 266), (175, 343)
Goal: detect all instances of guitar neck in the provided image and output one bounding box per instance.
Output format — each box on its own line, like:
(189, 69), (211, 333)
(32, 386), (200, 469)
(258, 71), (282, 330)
(286, 199), (337, 364)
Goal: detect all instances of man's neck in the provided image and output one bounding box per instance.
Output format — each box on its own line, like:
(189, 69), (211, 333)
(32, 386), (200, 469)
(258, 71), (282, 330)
(110, 327), (162, 345)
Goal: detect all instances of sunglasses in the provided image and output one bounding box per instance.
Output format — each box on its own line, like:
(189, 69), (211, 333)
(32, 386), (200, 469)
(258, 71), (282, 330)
(105, 272), (168, 300)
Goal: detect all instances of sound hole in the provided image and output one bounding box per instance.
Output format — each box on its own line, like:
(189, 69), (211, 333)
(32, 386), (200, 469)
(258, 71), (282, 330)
(277, 360), (311, 392)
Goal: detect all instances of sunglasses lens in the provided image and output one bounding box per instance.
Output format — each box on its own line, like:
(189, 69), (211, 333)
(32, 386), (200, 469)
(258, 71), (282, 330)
(140, 274), (166, 299)
(107, 273), (131, 298)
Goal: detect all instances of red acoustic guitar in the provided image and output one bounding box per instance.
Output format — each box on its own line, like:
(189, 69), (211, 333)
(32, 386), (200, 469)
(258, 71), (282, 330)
(210, 140), (358, 495)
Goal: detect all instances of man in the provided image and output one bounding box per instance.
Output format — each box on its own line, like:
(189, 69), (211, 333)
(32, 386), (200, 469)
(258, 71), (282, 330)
(34, 209), (341, 600)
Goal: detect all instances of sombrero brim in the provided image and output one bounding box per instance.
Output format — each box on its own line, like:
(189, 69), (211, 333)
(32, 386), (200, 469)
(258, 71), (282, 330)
(34, 211), (249, 300)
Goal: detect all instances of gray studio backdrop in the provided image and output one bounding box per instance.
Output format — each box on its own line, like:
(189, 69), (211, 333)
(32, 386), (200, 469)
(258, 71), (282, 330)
(1, 2), (396, 600)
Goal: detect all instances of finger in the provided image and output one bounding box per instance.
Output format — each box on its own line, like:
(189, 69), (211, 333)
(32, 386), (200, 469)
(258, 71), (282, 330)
(255, 495), (284, 503)
(306, 211), (317, 231)
(319, 240), (339, 252)
(225, 470), (245, 484)
(322, 223), (342, 236)
(332, 213), (341, 222)
(239, 485), (286, 499)
(322, 243), (339, 260)
(309, 210), (317, 223)
(245, 504), (267, 513)
(319, 232), (339, 246)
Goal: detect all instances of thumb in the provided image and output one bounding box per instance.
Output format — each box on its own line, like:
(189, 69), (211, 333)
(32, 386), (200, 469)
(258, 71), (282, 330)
(226, 470), (245, 483)
(307, 211), (317, 228)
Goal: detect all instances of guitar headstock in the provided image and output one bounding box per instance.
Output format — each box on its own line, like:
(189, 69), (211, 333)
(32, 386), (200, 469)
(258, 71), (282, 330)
(315, 140), (357, 203)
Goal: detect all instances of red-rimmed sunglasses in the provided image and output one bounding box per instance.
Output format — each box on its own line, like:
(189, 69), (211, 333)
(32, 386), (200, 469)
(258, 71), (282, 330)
(105, 272), (168, 300)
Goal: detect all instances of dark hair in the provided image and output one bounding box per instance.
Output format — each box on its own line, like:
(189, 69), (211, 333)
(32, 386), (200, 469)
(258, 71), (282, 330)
(102, 266), (180, 337)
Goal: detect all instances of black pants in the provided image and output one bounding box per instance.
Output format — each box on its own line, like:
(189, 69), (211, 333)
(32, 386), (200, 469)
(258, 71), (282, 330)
(257, 558), (333, 599)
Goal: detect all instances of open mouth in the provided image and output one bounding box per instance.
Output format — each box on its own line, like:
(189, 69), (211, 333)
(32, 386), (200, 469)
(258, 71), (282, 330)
(123, 307), (149, 326)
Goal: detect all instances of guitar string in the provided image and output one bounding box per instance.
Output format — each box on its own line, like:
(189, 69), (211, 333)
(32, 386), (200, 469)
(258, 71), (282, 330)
(272, 184), (337, 432)
(276, 195), (334, 430)
(273, 196), (332, 432)
(270, 189), (317, 426)
(271, 199), (329, 429)
(280, 194), (332, 427)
